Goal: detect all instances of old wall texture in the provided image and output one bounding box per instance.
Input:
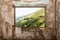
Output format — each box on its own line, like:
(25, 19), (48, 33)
(56, 0), (60, 40)
(0, 0), (13, 39)
(0, 0), (59, 40)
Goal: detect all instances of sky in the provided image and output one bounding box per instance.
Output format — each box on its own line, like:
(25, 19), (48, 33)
(15, 8), (42, 18)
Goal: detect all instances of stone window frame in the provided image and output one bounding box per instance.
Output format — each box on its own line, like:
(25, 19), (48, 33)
(13, 4), (47, 28)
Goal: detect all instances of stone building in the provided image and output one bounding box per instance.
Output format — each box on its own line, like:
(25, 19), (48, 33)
(0, 0), (60, 40)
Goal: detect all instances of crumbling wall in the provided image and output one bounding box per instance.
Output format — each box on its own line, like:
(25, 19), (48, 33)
(0, 0), (14, 39)
(0, 0), (56, 40)
(56, 0), (60, 40)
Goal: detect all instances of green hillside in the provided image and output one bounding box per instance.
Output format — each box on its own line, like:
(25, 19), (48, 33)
(16, 8), (45, 27)
(32, 8), (45, 18)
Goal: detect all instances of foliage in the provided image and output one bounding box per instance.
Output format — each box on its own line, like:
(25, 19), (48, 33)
(16, 8), (45, 27)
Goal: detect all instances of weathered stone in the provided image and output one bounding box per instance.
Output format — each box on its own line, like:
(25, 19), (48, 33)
(0, 0), (59, 40)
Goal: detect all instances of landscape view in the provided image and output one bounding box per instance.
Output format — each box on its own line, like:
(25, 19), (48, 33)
(15, 8), (45, 27)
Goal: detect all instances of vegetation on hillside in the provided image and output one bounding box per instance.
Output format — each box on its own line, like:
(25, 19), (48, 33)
(16, 8), (45, 27)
